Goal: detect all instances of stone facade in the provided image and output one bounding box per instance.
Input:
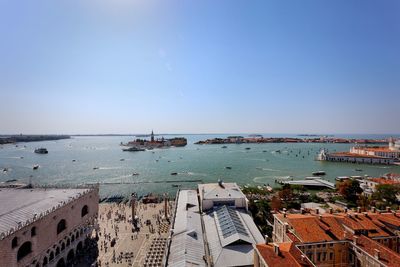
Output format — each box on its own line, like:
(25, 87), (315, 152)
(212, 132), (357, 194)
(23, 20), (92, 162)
(0, 187), (99, 267)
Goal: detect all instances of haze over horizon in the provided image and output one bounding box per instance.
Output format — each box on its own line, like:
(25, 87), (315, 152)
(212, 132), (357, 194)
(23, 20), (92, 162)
(1, 0), (399, 135)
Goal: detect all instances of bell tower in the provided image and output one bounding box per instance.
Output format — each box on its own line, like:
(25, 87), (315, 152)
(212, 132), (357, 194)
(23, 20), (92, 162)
(151, 130), (154, 142)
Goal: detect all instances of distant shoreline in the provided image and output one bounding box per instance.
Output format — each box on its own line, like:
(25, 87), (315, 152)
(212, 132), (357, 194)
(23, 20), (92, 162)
(0, 135), (70, 144)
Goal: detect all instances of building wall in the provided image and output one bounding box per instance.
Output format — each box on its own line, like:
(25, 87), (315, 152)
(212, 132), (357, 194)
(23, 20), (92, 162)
(298, 241), (350, 267)
(272, 217), (291, 243)
(0, 188), (99, 267)
(326, 155), (394, 165)
(201, 197), (247, 211)
(253, 248), (267, 267)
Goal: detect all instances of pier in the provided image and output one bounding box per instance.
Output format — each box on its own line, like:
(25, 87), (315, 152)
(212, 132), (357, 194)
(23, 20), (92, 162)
(278, 178), (335, 189)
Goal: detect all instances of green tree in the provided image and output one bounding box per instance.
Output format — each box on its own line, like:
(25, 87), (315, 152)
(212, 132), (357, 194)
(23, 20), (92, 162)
(373, 184), (400, 205)
(337, 179), (362, 206)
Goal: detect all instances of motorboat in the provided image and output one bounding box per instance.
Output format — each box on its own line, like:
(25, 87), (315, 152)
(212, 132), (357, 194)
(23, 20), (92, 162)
(312, 171), (326, 176)
(33, 164), (39, 170)
(225, 166), (232, 169)
(221, 146), (227, 148)
(170, 172), (178, 175)
(34, 148), (48, 154)
(122, 146), (145, 152)
(132, 172), (139, 176)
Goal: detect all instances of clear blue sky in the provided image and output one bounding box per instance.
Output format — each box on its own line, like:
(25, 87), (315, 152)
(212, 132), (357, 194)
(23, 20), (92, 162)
(0, 0), (399, 134)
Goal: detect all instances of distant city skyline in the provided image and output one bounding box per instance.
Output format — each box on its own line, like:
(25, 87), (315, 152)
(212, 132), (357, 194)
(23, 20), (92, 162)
(1, 0), (399, 134)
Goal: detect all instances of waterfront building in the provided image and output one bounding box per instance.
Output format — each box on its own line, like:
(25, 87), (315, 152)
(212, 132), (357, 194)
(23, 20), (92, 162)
(166, 182), (263, 267)
(0, 186), (99, 267)
(255, 209), (400, 267)
(318, 138), (400, 165)
(360, 177), (400, 197)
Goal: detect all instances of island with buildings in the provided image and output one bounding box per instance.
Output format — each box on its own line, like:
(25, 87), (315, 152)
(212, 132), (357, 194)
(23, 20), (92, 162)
(122, 131), (187, 150)
(195, 135), (388, 145)
(318, 137), (400, 165)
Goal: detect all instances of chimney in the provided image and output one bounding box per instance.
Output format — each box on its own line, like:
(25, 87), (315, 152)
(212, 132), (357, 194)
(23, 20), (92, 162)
(264, 235), (269, 244)
(343, 231), (348, 239)
(319, 215), (322, 220)
(357, 207), (361, 213)
(372, 207), (376, 213)
(273, 243), (280, 256)
(353, 236), (359, 245)
(374, 249), (380, 260)
(301, 255), (307, 262)
(283, 211), (287, 218)
(344, 208), (348, 213)
(386, 206), (391, 212)
(316, 208), (319, 215)
(300, 208), (305, 214)
(329, 208), (333, 214)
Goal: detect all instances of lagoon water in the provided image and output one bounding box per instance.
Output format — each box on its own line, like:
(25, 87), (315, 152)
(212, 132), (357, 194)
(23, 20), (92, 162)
(1, 134), (399, 198)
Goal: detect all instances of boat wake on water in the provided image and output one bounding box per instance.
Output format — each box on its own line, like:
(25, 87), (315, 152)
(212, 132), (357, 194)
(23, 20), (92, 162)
(253, 176), (274, 183)
(256, 167), (281, 172)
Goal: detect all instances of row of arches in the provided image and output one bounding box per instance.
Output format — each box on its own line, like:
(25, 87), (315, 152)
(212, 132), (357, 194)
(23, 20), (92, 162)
(12, 205), (89, 252)
(40, 241), (83, 267)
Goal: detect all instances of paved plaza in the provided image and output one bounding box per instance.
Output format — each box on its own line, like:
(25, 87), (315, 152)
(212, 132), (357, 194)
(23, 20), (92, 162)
(96, 200), (174, 267)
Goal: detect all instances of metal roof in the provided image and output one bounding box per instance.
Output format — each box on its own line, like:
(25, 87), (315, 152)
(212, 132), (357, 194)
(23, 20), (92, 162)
(0, 188), (89, 239)
(198, 182), (245, 200)
(203, 205), (264, 266)
(167, 190), (206, 267)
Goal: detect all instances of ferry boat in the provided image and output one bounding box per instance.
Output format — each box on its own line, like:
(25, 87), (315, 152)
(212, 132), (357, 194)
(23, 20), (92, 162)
(122, 146), (145, 152)
(34, 148), (48, 154)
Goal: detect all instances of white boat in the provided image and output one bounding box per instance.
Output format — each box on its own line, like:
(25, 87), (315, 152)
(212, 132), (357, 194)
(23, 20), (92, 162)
(33, 164), (39, 170)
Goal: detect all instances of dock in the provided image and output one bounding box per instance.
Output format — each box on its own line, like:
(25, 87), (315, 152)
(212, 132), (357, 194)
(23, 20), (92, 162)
(278, 178), (335, 189)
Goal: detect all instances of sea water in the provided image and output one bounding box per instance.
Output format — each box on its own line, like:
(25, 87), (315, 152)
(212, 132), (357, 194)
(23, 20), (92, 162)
(1, 134), (399, 197)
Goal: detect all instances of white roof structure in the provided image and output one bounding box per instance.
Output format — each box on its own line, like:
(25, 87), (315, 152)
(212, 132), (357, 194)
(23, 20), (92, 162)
(203, 205), (264, 267)
(0, 188), (89, 238)
(167, 190), (206, 267)
(198, 182), (245, 201)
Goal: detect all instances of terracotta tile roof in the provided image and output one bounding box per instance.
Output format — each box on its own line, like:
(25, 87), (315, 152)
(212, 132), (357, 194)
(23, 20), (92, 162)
(285, 215), (333, 242)
(369, 178), (400, 185)
(319, 215), (346, 240)
(355, 146), (397, 153)
(336, 213), (389, 237)
(255, 243), (311, 267)
(356, 235), (400, 267)
(377, 213), (400, 227)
